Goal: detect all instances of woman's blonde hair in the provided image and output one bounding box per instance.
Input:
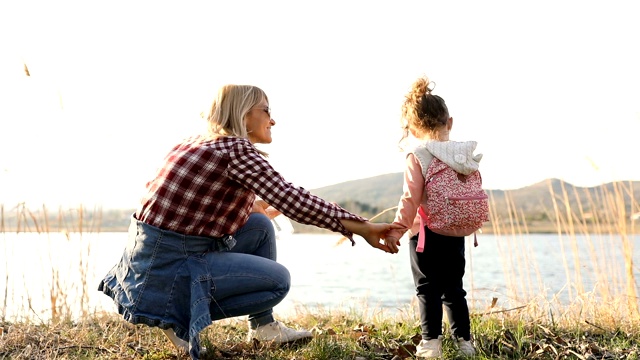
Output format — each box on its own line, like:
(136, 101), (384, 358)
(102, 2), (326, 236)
(206, 84), (268, 140)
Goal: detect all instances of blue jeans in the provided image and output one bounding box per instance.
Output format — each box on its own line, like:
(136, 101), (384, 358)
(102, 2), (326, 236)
(98, 212), (289, 358)
(209, 213), (289, 328)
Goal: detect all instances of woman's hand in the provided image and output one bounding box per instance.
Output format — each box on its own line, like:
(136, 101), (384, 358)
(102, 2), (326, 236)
(252, 199), (282, 219)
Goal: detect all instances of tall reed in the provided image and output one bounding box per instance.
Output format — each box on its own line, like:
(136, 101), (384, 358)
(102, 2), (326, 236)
(1, 179), (638, 330)
(485, 179), (639, 329)
(0, 203), (101, 323)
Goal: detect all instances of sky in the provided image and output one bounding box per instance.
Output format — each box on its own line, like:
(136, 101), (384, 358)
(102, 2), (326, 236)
(1, 1), (639, 209)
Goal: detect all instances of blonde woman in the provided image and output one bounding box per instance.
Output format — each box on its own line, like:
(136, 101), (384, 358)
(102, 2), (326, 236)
(98, 84), (399, 359)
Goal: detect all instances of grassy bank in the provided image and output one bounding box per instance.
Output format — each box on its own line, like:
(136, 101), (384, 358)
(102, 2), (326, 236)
(1, 304), (639, 359)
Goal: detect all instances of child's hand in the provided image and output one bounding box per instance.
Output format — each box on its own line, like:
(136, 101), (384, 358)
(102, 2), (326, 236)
(384, 236), (401, 254)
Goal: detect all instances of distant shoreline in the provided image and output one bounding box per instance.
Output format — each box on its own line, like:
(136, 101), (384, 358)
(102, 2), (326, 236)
(3, 222), (637, 235)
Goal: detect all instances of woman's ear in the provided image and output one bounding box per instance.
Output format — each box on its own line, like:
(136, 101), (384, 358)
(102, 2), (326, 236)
(447, 117), (453, 131)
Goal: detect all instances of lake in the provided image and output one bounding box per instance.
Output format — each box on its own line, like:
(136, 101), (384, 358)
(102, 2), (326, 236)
(1, 226), (638, 322)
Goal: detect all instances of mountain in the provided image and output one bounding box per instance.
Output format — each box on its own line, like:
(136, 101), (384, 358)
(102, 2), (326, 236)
(3, 175), (638, 234)
(293, 174), (640, 234)
(309, 173), (404, 208)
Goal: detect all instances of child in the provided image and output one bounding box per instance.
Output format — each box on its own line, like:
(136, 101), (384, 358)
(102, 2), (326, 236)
(384, 76), (479, 358)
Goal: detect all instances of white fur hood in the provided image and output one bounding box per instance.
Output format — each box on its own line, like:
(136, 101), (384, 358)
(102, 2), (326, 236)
(412, 140), (483, 176)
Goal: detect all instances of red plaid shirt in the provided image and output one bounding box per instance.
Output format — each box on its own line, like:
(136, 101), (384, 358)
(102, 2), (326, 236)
(136, 136), (365, 241)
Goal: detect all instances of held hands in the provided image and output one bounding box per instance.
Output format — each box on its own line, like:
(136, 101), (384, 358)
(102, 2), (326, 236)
(341, 219), (405, 254)
(362, 222), (404, 254)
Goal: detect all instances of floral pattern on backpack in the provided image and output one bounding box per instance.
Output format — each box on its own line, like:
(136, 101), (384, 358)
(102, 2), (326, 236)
(416, 157), (489, 252)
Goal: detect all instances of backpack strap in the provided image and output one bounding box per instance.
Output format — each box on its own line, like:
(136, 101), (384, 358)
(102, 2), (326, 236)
(410, 145), (434, 179)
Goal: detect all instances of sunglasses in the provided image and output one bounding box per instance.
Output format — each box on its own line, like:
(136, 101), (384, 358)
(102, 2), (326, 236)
(253, 106), (271, 117)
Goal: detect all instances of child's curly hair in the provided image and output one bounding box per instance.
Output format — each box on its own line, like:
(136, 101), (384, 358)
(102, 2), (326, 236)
(400, 76), (449, 144)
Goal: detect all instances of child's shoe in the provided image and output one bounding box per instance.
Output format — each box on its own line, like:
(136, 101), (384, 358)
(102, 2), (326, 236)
(415, 335), (443, 358)
(247, 321), (313, 343)
(456, 336), (476, 356)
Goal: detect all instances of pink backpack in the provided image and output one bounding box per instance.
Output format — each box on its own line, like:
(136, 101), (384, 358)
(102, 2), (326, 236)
(416, 157), (489, 252)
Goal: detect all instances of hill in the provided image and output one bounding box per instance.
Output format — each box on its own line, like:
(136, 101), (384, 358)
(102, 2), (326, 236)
(294, 174), (640, 234)
(3, 176), (638, 234)
(309, 173), (405, 209)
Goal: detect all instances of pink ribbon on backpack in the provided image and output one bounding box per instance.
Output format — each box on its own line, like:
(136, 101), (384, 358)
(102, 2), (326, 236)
(417, 207), (427, 253)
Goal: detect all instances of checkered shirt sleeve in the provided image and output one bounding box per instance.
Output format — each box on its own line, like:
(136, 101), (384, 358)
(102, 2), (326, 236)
(227, 139), (366, 240)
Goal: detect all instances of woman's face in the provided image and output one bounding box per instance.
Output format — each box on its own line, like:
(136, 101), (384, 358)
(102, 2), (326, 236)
(245, 100), (275, 144)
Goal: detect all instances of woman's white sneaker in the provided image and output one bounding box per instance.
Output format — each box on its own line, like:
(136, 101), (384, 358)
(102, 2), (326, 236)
(247, 321), (313, 343)
(162, 328), (189, 353)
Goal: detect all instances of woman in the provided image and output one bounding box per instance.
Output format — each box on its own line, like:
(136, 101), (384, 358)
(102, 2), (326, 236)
(98, 84), (399, 359)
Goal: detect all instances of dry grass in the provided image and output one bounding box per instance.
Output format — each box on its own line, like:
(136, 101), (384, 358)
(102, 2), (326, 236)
(1, 307), (639, 359)
(1, 179), (639, 359)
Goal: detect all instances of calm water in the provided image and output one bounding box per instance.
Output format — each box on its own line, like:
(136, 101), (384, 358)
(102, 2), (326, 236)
(1, 226), (638, 322)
